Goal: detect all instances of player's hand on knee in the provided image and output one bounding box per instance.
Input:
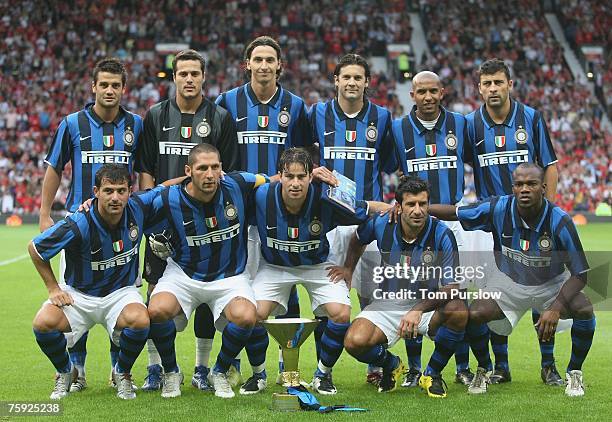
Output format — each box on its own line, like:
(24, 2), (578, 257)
(399, 310), (422, 339)
(77, 198), (94, 213)
(536, 309), (560, 342)
(326, 265), (352, 288)
(49, 288), (74, 307)
(148, 231), (174, 260)
(313, 166), (339, 186)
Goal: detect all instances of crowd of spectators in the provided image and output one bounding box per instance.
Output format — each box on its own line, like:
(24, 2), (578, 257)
(418, 0), (610, 213)
(0, 0), (608, 215)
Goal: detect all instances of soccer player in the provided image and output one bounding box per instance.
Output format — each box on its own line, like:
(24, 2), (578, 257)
(135, 49), (240, 391)
(145, 143), (266, 399)
(215, 36), (313, 382)
(310, 53), (397, 384)
(391, 70), (474, 387)
(429, 163), (595, 396)
(466, 58), (562, 385)
(238, 148), (389, 395)
(335, 176), (467, 397)
(30, 165), (164, 400)
(39, 58), (143, 393)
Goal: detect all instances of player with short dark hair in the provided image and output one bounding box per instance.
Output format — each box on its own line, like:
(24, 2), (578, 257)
(467, 58), (562, 386)
(239, 148), (390, 395)
(429, 163), (595, 397)
(30, 164), (168, 400)
(333, 176), (467, 397)
(39, 57), (143, 394)
(391, 70), (474, 387)
(215, 35), (314, 386)
(135, 48), (241, 391)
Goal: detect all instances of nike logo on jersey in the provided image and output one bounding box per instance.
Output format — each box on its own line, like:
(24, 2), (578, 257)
(162, 126), (175, 131)
(183, 220), (193, 226)
(405, 147), (415, 154)
(235, 116), (248, 122)
(501, 234), (513, 238)
(475, 139), (485, 146)
(79, 135), (91, 141)
(91, 247), (102, 254)
(323, 131), (335, 136)
(266, 226), (277, 230)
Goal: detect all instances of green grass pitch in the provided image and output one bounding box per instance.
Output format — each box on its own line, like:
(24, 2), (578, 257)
(0, 223), (610, 421)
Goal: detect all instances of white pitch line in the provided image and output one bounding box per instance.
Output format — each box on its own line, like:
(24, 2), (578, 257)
(0, 253), (29, 266)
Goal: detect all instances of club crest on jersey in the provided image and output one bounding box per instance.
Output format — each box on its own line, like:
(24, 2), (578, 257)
(520, 239), (530, 251)
(445, 133), (458, 150)
(181, 127), (192, 138)
(288, 227), (299, 239)
(345, 130), (357, 143)
(103, 135), (114, 148)
(400, 254), (411, 266)
(224, 204), (237, 220)
(515, 128), (528, 144)
(421, 249), (435, 265)
(196, 121), (211, 137)
(494, 135), (506, 148)
(123, 129), (134, 147)
(425, 144), (437, 156)
(278, 110), (291, 127)
(129, 224), (139, 241)
(205, 216), (217, 228)
(308, 219), (322, 236)
(258, 116), (269, 128)
(113, 240), (124, 253)
(366, 126), (378, 143)
(538, 234), (552, 252)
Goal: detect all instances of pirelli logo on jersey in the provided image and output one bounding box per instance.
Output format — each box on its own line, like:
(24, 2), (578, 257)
(266, 237), (321, 253)
(406, 156), (457, 172)
(159, 142), (198, 156)
(501, 246), (551, 268)
(81, 151), (130, 164)
(478, 150), (529, 167)
(186, 224), (240, 247)
(323, 146), (376, 161)
(91, 246), (138, 271)
(237, 131), (287, 145)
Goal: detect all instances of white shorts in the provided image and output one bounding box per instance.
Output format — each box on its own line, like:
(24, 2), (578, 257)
(485, 270), (573, 336)
(152, 258), (256, 332)
(459, 229), (496, 289)
(252, 261), (351, 317)
(327, 225), (380, 299)
(357, 305), (435, 347)
(246, 225), (261, 280)
(43, 285), (145, 347)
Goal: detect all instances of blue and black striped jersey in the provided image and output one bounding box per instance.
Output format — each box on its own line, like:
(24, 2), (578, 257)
(45, 104), (142, 212)
(458, 195), (589, 285)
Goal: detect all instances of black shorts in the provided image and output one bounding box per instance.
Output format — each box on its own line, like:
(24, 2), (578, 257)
(143, 241), (168, 285)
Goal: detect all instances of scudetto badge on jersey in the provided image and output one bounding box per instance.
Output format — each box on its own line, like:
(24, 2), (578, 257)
(445, 133), (458, 150)
(538, 234), (552, 252)
(400, 254), (411, 266)
(181, 127), (192, 138)
(366, 125), (378, 143)
(278, 110), (291, 127)
(345, 130), (357, 142)
(495, 135), (506, 148)
(258, 116), (269, 128)
(123, 129), (135, 147)
(129, 224), (139, 241)
(308, 219), (322, 236)
(196, 121), (211, 138)
(515, 128), (528, 144)
(288, 227), (299, 239)
(520, 239), (530, 251)
(205, 216), (217, 228)
(224, 204), (237, 220)
(113, 240), (124, 253)
(103, 135), (114, 148)
(425, 144), (437, 156)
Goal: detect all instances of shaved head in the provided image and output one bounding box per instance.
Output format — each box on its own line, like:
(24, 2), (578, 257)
(412, 71), (441, 86)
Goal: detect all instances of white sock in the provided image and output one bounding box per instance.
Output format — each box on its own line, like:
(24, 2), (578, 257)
(195, 338), (213, 368)
(147, 339), (162, 366)
(317, 361), (332, 375)
(251, 363), (266, 374)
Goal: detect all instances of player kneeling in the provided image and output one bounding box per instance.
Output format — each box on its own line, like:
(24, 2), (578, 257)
(334, 177), (468, 398)
(29, 165), (163, 400)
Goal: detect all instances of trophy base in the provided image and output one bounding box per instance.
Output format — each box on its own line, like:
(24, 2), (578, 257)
(271, 393), (301, 412)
